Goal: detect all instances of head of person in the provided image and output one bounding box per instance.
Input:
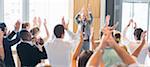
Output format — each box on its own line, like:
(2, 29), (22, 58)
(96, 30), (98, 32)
(114, 33), (121, 43)
(30, 27), (40, 37)
(81, 7), (88, 21)
(22, 22), (30, 31)
(54, 24), (65, 39)
(78, 50), (93, 67)
(134, 28), (143, 40)
(20, 30), (32, 41)
(0, 23), (7, 36)
(36, 38), (44, 45)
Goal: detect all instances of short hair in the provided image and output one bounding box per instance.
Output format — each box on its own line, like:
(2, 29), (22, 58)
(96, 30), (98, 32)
(134, 28), (143, 40)
(22, 22), (30, 29)
(30, 27), (40, 36)
(78, 50), (93, 67)
(0, 23), (6, 32)
(20, 30), (31, 41)
(54, 24), (64, 38)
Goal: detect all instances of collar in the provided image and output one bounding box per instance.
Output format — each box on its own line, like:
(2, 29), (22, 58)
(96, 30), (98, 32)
(22, 40), (34, 46)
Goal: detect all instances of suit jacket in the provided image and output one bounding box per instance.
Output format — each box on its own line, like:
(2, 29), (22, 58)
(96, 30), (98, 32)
(17, 42), (47, 66)
(3, 31), (20, 67)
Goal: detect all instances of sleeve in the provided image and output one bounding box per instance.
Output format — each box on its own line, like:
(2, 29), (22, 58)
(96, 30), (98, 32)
(7, 31), (16, 39)
(66, 29), (81, 41)
(88, 12), (94, 25)
(35, 46), (48, 60)
(8, 32), (20, 46)
(75, 12), (81, 24)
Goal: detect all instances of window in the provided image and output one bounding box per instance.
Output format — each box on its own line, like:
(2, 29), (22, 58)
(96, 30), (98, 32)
(30, 0), (70, 40)
(4, 0), (22, 31)
(122, 2), (148, 41)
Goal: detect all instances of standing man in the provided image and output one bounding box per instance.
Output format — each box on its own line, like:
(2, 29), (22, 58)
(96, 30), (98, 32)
(75, 4), (94, 50)
(0, 21), (20, 67)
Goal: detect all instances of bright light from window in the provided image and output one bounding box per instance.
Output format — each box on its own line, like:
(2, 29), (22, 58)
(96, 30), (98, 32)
(122, 3), (148, 41)
(30, 0), (70, 40)
(4, 0), (22, 31)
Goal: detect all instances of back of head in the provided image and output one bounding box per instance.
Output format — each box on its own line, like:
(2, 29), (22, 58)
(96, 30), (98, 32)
(78, 50), (93, 67)
(54, 24), (64, 38)
(134, 28), (143, 40)
(20, 30), (31, 41)
(30, 27), (40, 36)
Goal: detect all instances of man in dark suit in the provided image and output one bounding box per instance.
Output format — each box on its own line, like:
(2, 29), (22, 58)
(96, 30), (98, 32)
(17, 30), (47, 66)
(0, 21), (21, 67)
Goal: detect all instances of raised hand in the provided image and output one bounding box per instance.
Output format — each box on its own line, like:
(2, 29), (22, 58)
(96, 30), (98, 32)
(61, 17), (69, 30)
(44, 18), (47, 25)
(38, 17), (42, 28)
(127, 19), (133, 27)
(133, 22), (137, 29)
(88, 4), (92, 12)
(105, 15), (110, 26)
(33, 17), (38, 27)
(15, 20), (21, 32)
(141, 31), (147, 43)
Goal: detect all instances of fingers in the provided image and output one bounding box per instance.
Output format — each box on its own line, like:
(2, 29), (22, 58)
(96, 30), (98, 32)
(142, 31), (147, 38)
(44, 18), (47, 25)
(61, 16), (65, 25)
(133, 22), (137, 29)
(105, 15), (110, 27)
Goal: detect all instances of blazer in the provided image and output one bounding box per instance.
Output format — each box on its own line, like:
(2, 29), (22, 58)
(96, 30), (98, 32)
(17, 42), (47, 66)
(3, 31), (20, 67)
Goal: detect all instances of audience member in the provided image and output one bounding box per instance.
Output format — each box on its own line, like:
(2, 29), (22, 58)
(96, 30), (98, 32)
(17, 30), (47, 66)
(75, 4), (93, 50)
(0, 21), (20, 67)
(45, 17), (80, 67)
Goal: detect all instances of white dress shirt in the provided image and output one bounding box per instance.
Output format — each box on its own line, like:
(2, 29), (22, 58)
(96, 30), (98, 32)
(45, 39), (72, 67)
(44, 29), (80, 67)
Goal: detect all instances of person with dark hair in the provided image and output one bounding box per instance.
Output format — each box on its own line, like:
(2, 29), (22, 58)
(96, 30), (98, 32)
(78, 50), (93, 67)
(45, 24), (70, 67)
(17, 30), (47, 66)
(75, 4), (93, 51)
(72, 27), (96, 67)
(45, 17), (80, 67)
(123, 19), (148, 64)
(0, 21), (21, 67)
(134, 28), (143, 40)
